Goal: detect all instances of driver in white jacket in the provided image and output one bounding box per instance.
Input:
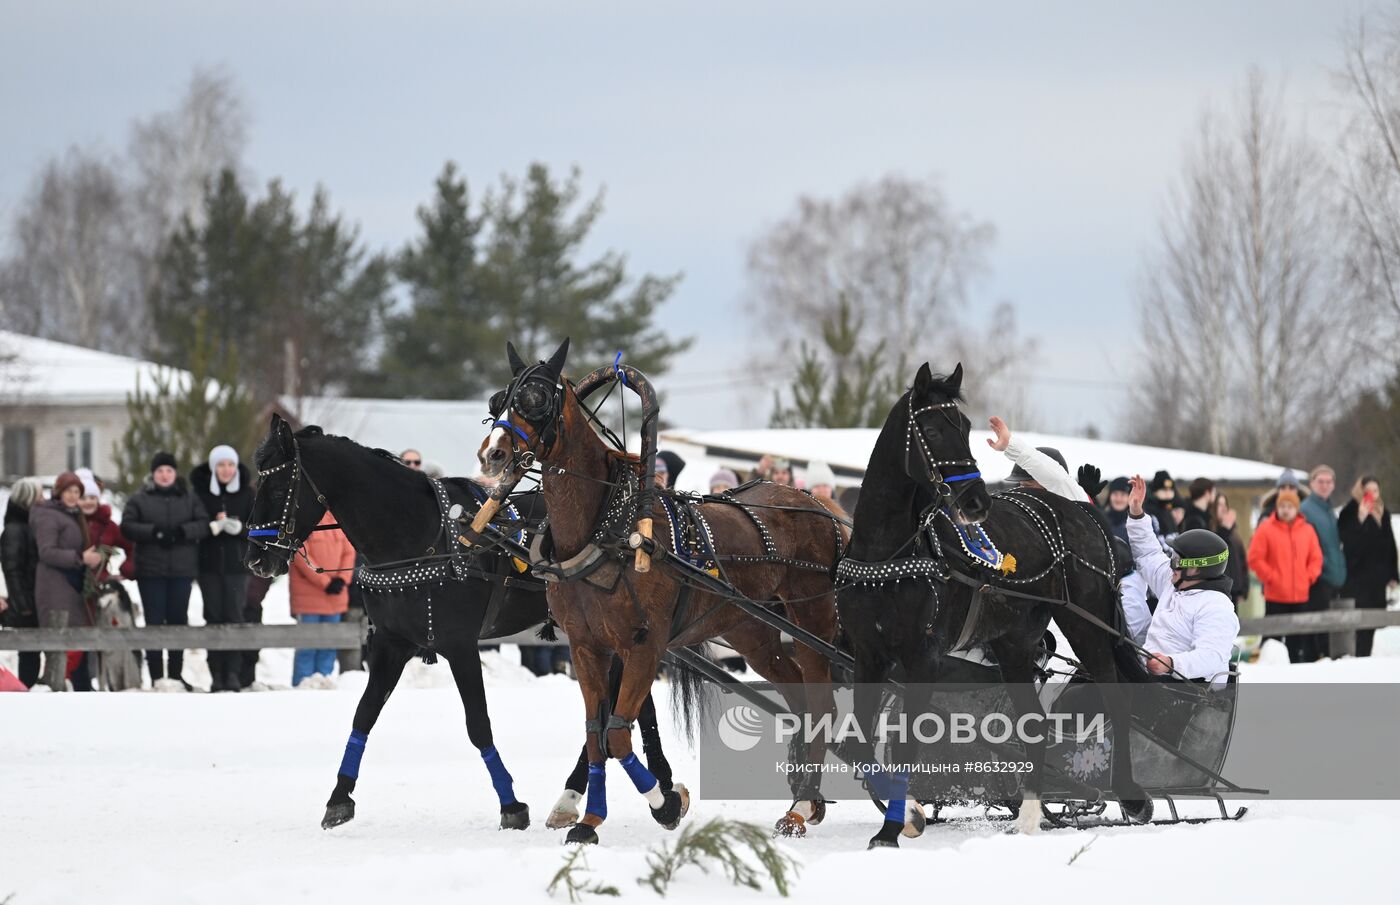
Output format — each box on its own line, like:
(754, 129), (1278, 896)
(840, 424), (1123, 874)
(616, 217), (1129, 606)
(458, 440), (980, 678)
(1126, 474), (1240, 680)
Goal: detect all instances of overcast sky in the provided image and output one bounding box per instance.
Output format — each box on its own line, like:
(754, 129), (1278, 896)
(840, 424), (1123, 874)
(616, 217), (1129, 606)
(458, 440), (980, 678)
(0, 0), (1361, 434)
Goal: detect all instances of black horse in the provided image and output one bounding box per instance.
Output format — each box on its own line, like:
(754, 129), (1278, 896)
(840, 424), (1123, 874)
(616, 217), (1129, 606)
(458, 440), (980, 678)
(837, 363), (1150, 848)
(243, 414), (675, 832)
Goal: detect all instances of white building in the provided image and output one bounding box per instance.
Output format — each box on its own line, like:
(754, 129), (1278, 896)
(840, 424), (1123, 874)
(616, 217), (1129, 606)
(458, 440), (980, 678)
(0, 331), (184, 480)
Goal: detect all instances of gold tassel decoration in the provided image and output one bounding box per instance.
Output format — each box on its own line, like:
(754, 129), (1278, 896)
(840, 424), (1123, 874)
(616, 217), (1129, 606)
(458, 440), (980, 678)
(999, 554), (1018, 575)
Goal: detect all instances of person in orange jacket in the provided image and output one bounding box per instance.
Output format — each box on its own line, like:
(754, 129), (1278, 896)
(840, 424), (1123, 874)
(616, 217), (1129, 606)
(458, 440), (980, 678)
(1248, 487), (1325, 663)
(289, 511), (355, 687)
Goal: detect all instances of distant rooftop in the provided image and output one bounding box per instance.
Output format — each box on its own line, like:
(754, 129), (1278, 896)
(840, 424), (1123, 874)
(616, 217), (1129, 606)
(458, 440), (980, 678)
(0, 331), (184, 406)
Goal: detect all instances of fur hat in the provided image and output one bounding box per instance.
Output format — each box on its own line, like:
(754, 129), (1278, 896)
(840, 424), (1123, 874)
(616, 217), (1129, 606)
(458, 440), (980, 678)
(151, 451), (178, 473)
(805, 461), (837, 489)
(709, 468), (739, 491)
(75, 467), (101, 499)
(52, 471), (83, 498)
(207, 444), (241, 494)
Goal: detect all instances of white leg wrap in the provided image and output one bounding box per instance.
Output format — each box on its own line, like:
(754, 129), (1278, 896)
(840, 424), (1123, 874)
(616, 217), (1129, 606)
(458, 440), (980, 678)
(552, 789), (582, 815)
(1016, 798), (1041, 835)
(643, 781), (666, 809)
(789, 799), (817, 819)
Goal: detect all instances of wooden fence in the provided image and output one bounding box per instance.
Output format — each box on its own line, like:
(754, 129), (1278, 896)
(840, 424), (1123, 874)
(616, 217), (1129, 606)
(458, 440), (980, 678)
(0, 621), (564, 652)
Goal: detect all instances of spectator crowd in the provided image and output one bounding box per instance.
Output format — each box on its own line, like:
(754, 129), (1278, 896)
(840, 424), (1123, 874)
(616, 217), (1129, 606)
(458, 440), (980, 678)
(2, 434), (1397, 692)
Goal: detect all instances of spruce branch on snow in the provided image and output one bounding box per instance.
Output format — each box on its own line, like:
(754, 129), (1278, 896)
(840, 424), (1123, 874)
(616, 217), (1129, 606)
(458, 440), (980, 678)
(546, 847), (620, 903)
(639, 817), (800, 897)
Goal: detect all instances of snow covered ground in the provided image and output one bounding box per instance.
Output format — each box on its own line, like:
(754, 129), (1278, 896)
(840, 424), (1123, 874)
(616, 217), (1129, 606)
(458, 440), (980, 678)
(4, 635), (1399, 904)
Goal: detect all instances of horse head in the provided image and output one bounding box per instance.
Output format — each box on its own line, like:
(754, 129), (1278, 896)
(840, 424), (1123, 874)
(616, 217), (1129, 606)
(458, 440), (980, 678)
(244, 413), (330, 578)
(904, 362), (991, 525)
(478, 337), (571, 482)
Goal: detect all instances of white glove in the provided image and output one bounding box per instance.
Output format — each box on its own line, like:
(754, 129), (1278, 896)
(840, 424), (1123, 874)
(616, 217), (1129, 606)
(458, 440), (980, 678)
(220, 517), (243, 535)
(208, 521), (224, 536)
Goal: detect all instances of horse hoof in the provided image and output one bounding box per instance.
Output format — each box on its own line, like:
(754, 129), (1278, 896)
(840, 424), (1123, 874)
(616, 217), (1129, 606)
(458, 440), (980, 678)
(321, 800), (355, 830)
(673, 783), (690, 822)
(546, 789), (582, 830)
(773, 812), (807, 838)
(807, 799), (827, 826)
(652, 789), (687, 831)
(901, 802), (926, 838)
(500, 802), (531, 831)
(868, 819), (903, 849)
(565, 824), (600, 846)
(1121, 795), (1154, 825)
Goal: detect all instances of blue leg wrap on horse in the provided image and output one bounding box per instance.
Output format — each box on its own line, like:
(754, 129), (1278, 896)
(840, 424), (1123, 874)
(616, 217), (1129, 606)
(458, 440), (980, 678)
(884, 772), (910, 823)
(619, 753), (658, 793)
(586, 762), (607, 819)
(338, 729), (368, 779)
(481, 746), (518, 806)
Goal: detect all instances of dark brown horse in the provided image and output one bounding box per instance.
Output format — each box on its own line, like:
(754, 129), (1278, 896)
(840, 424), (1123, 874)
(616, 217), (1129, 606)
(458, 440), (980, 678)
(476, 339), (842, 844)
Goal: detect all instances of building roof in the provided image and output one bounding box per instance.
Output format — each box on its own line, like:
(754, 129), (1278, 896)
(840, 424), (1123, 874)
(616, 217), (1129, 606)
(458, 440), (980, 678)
(278, 395), (493, 477)
(0, 330), (184, 406)
(658, 426), (1294, 494)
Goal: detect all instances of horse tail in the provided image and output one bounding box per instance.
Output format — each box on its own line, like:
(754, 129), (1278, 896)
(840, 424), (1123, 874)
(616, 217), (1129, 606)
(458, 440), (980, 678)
(667, 644), (716, 745)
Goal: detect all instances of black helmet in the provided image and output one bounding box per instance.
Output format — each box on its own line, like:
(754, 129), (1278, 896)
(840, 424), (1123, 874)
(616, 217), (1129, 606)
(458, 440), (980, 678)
(1170, 529), (1229, 579)
(1007, 447), (1067, 484)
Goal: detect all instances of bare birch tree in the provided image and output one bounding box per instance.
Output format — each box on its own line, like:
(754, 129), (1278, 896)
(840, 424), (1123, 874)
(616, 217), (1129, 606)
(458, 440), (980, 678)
(747, 174), (1035, 426)
(0, 149), (138, 351)
(1340, 11), (1400, 373)
(1132, 70), (1339, 462)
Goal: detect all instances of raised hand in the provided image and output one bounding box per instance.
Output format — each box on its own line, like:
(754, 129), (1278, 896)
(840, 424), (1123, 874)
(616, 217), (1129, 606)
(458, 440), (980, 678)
(986, 416), (1011, 452)
(1128, 474), (1147, 517)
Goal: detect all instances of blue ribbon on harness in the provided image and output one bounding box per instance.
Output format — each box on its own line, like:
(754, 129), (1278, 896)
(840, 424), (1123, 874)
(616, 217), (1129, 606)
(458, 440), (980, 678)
(613, 351), (628, 386)
(943, 470), (982, 483)
(466, 481), (526, 546)
(247, 529), (280, 537)
(493, 419), (530, 443)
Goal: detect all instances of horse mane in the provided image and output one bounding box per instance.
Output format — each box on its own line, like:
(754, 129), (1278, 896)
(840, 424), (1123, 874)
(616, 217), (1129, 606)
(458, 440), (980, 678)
(919, 372), (965, 403)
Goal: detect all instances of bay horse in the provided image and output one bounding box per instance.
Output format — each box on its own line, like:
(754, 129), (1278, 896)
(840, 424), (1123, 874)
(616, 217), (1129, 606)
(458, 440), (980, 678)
(242, 415), (677, 832)
(837, 363), (1150, 848)
(477, 339), (844, 845)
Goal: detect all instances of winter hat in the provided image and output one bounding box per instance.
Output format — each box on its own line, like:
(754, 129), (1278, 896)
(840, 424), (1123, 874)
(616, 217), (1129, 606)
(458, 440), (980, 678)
(52, 471), (83, 499)
(1149, 470), (1176, 495)
(151, 451), (178, 473)
(1276, 469), (1302, 489)
(805, 461), (837, 489)
(1108, 476), (1132, 495)
(656, 450), (686, 483)
(75, 467), (101, 499)
(709, 468), (739, 491)
(1275, 487), (1301, 510)
(207, 444), (241, 495)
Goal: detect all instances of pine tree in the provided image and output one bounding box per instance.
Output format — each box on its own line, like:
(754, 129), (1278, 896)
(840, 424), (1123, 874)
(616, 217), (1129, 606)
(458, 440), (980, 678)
(113, 313), (261, 494)
(368, 162), (494, 397)
(148, 170), (389, 404)
(770, 296), (904, 428)
(371, 162), (690, 396)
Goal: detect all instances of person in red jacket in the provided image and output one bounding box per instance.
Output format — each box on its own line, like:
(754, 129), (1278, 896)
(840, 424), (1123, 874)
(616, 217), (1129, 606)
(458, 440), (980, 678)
(289, 511), (355, 687)
(75, 471), (135, 583)
(1248, 487), (1325, 663)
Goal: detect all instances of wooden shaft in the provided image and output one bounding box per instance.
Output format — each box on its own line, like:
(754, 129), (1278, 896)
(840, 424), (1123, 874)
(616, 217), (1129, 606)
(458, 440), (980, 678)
(633, 517), (654, 573)
(463, 496), (504, 546)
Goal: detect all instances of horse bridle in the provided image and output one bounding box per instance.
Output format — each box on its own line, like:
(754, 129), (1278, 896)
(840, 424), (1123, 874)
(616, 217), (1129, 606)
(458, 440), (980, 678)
(486, 363), (566, 475)
(246, 436), (332, 560)
(904, 394), (984, 511)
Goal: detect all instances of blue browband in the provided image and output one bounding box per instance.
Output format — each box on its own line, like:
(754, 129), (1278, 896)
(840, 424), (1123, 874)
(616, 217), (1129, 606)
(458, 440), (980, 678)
(493, 419), (531, 443)
(247, 529), (280, 537)
(943, 470), (982, 483)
